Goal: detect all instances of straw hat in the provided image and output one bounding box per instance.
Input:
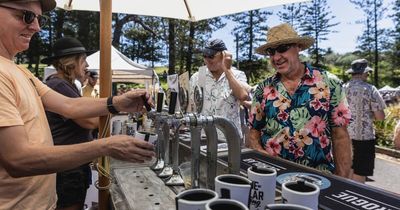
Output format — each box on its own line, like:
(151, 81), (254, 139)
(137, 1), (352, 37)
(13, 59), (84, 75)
(256, 23), (314, 55)
(0, 0), (56, 12)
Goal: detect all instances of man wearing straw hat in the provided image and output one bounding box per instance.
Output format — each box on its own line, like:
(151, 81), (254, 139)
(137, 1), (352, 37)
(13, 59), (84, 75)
(0, 0), (154, 209)
(344, 59), (386, 183)
(247, 23), (352, 178)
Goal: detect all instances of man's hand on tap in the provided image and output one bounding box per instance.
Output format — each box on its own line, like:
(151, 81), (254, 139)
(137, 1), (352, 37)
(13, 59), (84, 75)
(104, 135), (155, 162)
(113, 89), (154, 113)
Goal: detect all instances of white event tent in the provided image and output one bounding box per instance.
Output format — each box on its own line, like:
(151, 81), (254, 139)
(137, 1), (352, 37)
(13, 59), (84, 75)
(44, 46), (158, 85)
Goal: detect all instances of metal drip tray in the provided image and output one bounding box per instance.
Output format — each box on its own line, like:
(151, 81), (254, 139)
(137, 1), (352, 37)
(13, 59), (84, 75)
(113, 167), (176, 210)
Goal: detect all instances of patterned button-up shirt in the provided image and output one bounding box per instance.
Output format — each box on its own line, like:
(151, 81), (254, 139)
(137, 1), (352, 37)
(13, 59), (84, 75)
(250, 63), (351, 172)
(344, 79), (386, 140)
(189, 66), (248, 138)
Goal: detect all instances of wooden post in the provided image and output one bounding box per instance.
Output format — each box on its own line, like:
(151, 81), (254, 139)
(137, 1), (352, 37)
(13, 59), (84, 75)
(98, 0), (112, 209)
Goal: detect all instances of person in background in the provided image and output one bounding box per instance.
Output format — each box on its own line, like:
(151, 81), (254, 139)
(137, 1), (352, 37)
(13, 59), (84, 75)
(188, 39), (249, 139)
(41, 37), (99, 210)
(0, 1), (155, 209)
(344, 59), (386, 183)
(247, 23), (352, 178)
(83, 70), (99, 98)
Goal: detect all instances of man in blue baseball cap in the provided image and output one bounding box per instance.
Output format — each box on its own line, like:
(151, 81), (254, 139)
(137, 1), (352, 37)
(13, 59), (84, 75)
(189, 39), (250, 140)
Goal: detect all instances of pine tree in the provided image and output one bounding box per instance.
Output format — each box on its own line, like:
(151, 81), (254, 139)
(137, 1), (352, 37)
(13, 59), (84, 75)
(350, 0), (388, 86)
(300, 0), (339, 66)
(228, 10), (272, 62)
(278, 3), (305, 30)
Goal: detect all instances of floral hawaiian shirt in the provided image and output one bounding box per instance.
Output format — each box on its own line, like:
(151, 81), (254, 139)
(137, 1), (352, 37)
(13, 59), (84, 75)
(250, 63), (351, 172)
(189, 66), (248, 138)
(344, 79), (386, 140)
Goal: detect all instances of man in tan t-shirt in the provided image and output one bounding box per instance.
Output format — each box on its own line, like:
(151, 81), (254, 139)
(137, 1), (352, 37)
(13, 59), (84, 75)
(0, 1), (155, 209)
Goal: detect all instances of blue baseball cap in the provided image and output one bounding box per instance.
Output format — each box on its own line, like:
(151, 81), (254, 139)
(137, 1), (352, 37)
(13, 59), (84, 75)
(203, 39), (227, 56)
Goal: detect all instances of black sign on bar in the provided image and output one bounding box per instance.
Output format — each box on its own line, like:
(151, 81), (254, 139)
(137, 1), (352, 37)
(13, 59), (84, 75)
(219, 150), (400, 210)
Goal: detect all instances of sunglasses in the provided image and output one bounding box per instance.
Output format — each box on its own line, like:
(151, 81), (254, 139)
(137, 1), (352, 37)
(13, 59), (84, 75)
(0, 4), (48, 27)
(265, 44), (294, 56)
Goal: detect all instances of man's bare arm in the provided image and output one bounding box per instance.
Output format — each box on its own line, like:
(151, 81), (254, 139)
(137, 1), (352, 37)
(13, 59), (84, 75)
(331, 126), (352, 178)
(0, 126), (154, 177)
(247, 128), (268, 154)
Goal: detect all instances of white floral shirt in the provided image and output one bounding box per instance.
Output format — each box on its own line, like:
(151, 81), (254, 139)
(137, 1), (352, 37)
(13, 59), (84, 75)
(344, 79), (386, 140)
(189, 66), (248, 138)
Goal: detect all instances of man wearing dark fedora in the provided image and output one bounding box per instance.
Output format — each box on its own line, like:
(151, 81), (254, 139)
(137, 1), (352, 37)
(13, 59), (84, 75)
(344, 59), (386, 183)
(247, 23), (352, 178)
(0, 1), (154, 209)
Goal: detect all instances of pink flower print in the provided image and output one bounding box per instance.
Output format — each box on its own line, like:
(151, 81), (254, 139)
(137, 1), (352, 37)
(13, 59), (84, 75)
(265, 138), (281, 156)
(293, 147), (305, 159)
(263, 86), (278, 100)
(305, 116), (326, 137)
(303, 69), (322, 86)
(273, 95), (291, 111)
(308, 82), (330, 100)
(277, 110), (289, 121)
(332, 102), (351, 126)
(320, 134), (330, 148)
(294, 128), (312, 147)
(310, 98), (322, 110)
(321, 101), (330, 111)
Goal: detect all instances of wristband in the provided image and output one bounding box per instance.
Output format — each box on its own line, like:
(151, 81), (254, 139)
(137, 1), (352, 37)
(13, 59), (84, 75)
(107, 96), (120, 114)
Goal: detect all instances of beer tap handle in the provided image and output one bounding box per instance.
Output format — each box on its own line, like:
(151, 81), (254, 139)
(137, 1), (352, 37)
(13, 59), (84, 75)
(156, 92), (164, 113)
(142, 94), (152, 112)
(168, 91), (178, 115)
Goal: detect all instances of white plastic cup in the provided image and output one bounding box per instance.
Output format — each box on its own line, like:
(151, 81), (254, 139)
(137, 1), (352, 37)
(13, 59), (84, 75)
(214, 174), (252, 206)
(281, 180), (320, 210)
(205, 199), (249, 210)
(175, 188), (218, 210)
(247, 165), (277, 210)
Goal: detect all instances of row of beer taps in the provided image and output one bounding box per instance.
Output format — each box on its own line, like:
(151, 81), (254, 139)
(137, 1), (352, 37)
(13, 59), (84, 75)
(146, 91), (242, 190)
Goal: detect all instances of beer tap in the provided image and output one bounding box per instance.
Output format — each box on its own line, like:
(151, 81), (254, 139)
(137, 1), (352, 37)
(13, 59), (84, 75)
(186, 115), (241, 189)
(157, 91), (178, 177)
(150, 92), (166, 171)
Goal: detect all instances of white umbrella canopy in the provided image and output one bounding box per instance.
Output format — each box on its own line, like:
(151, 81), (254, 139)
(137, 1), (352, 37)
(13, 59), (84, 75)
(56, 0), (308, 21)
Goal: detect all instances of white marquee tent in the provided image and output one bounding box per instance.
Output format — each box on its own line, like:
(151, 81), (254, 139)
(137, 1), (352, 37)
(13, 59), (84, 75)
(44, 46), (158, 85)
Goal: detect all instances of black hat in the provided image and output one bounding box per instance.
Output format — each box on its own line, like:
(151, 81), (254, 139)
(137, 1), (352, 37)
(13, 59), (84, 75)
(346, 59), (373, 74)
(0, 0), (56, 12)
(41, 37), (96, 64)
(202, 39), (227, 56)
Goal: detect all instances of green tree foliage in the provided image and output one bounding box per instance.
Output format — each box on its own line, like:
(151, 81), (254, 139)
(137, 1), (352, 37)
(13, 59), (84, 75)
(300, 0), (339, 66)
(349, 0), (390, 86)
(278, 3), (305, 30)
(386, 0), (400, 86)
(228, 10), (272, 62)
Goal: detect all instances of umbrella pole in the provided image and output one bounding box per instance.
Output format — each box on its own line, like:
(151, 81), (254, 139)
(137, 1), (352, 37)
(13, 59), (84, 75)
(98, 0), (112, 210)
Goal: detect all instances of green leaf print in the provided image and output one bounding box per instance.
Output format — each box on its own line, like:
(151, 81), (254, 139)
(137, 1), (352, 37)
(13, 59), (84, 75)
(266, 118), (283, 136)
(290, 107), (311, 130)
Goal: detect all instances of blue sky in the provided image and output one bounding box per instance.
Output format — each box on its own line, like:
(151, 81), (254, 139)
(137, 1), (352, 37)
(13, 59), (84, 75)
(213, 0), (394, 57)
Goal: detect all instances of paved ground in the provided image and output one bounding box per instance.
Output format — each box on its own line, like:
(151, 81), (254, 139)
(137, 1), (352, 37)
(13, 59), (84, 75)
(366, 153), (400, 195)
